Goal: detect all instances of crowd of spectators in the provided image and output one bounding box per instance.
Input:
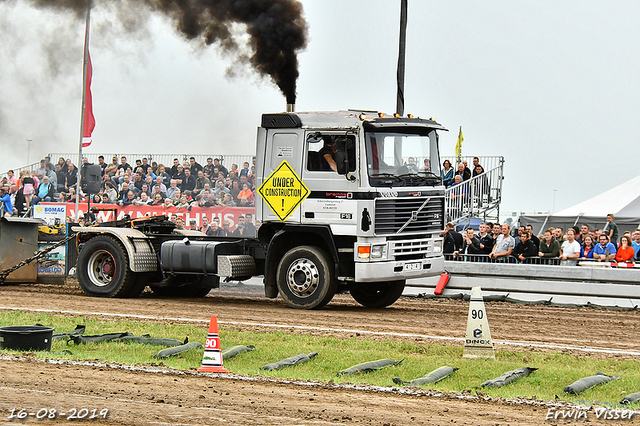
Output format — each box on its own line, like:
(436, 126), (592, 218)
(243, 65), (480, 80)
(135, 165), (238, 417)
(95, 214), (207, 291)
(441, 156), (486, 189)
(0, 155), (257, 218)
(443, 214), (640, 266)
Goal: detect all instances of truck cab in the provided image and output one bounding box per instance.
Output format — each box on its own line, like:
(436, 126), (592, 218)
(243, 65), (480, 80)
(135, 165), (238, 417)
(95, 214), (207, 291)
(255, 110), (446, 309)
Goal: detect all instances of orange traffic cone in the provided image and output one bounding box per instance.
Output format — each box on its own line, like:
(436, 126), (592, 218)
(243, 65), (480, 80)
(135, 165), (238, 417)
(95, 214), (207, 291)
(198, 316), (230, 373)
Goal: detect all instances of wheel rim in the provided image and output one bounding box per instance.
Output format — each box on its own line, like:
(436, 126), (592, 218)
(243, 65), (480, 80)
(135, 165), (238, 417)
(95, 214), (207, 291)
(87, 250), (116, 287)
(286, 257), (319, 298)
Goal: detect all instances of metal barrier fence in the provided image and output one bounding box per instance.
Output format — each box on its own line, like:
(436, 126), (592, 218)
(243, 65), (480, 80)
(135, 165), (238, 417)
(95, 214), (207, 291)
(444, 253), (561, 265)
(46, 153), (254, 170)
(444, 159), (504, 225)
(447, 155), (504, 173)
(1, 161), (41, 178)
(444, 253), (640, 268)
(2, 154), (254, 179)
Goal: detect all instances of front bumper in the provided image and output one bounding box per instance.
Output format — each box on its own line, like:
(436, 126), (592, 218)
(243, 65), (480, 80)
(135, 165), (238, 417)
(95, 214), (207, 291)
(354, 255), (444, 282)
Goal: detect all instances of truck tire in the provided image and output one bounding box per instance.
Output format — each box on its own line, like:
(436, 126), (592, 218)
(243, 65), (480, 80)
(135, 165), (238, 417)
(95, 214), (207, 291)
(77, 236), (139, 298)
(350, 280), (405, 308)
(276, 246), (337, 309)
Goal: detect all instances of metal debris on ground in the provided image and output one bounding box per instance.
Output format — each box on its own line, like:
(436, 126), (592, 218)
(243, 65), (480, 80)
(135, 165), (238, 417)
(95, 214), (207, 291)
(261, 352), (317, 371)
(393, 366), (458, 386)
(52, 325), (86, 340)
(621, 391), (640, 405)
(564, 372), (620, 394)
(479, 367), (538, 388)
(115, 335), (186, 346)
(222, 345), (256, 360)
(337, 359), (403, 376)
(153, 341), (203, 359)
(69, 332), (134, 344)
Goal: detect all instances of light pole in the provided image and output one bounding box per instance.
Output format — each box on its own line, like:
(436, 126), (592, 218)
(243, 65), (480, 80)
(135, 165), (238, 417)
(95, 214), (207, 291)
(26, 139), (32, 165)
(552, 189), (557, 214)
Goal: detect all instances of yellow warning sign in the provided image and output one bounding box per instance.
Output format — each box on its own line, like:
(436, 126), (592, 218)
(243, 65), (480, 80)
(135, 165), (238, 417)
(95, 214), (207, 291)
(258, 161), (310, 221)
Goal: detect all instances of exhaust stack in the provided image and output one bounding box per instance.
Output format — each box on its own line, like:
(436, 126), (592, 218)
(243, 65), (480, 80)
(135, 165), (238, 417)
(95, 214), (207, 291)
(286, 103), (295, 112)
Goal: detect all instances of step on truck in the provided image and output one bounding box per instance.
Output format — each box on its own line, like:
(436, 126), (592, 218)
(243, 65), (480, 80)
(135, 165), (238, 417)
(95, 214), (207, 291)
(74, 110), (446, 309)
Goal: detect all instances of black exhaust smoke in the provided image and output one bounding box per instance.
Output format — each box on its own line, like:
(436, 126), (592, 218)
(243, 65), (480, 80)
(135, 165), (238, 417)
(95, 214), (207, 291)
(16, 0), (308, 104)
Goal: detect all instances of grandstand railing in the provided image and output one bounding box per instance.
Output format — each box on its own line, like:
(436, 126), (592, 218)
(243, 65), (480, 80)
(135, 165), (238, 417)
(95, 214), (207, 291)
(444, 156), (504, 227)
(444, 253), (561, 265)
(47, 153), (253, 171)
(2, 153), (254, 179)
(444, 252), (640, 268)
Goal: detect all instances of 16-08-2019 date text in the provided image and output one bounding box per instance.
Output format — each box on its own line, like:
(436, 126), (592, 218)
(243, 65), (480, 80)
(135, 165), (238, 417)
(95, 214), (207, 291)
(7, 408), (109, 420)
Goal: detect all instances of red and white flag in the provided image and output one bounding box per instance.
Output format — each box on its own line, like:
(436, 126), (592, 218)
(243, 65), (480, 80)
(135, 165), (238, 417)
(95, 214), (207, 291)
(82, 52), (95, 148)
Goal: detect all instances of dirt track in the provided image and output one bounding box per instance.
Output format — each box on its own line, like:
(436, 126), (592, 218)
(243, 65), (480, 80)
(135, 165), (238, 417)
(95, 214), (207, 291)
(1, 280), (640, 425)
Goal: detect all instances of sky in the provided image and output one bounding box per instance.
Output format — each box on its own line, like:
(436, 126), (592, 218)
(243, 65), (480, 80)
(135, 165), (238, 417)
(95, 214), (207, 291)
(1, 0), (639, 219)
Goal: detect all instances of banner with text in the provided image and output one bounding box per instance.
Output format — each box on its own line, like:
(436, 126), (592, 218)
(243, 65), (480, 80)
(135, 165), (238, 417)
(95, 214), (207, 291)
(41, 203), (255, 231)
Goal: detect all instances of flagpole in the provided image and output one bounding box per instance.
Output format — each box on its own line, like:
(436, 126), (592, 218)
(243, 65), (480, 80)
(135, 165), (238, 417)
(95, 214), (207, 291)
(395, 0), (407, 116)
(75, 0), (91, 222)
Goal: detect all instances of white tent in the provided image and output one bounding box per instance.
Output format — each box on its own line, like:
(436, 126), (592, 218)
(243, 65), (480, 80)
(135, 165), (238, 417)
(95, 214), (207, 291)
(520, 175), (640, 235)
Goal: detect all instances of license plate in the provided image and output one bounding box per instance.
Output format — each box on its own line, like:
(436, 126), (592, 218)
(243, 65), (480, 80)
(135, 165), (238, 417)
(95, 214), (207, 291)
(403, 262), (422, 271)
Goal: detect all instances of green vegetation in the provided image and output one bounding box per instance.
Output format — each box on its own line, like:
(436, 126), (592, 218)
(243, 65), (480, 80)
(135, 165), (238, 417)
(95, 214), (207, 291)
(1, 310), (639, 407)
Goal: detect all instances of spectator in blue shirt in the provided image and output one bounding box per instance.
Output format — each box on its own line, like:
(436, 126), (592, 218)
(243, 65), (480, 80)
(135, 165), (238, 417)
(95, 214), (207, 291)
(632, 229), (640, 258)
(593, 234), (617, 262)
(0, 187), (12, 217)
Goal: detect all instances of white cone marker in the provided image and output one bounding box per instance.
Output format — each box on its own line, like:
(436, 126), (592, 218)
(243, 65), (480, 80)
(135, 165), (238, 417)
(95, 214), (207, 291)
(463, 286), (495, 359)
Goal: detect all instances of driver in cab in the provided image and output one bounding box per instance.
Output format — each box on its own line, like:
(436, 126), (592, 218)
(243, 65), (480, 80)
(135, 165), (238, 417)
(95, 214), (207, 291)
(319, 138), (338, 172)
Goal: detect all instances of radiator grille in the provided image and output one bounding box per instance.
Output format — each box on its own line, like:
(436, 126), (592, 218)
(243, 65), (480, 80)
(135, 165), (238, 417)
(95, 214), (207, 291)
(375, 197), (444, 235)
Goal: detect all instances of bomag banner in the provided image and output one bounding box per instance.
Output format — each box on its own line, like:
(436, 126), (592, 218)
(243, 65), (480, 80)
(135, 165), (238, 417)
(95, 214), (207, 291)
(33, 204), (68, 240)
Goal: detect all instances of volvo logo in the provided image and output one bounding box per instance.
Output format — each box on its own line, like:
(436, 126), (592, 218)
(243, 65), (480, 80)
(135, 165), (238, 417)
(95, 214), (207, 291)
(379, 190), (398, 198)
(411, 211), (418, 221)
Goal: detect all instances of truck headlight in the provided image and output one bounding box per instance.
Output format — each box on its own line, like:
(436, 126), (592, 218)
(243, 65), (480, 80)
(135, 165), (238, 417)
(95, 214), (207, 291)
(370, 244), (386, 259)
(433, 241), (442, 253)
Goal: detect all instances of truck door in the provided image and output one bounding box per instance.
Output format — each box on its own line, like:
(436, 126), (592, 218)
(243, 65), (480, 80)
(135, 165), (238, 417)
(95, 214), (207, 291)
(301, 132), (359, 235)
(260, 130), (305, 223)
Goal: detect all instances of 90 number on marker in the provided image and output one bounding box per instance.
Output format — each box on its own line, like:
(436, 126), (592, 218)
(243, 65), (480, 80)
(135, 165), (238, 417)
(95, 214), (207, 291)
(471, 309), (484, 319)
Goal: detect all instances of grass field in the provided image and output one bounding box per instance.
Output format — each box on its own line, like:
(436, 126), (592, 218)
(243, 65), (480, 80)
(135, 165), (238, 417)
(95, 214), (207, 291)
(1, 310), (639, 407)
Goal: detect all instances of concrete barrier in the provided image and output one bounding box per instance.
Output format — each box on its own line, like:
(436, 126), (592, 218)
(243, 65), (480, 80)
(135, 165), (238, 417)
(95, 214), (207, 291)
(405, 261), (640, 309)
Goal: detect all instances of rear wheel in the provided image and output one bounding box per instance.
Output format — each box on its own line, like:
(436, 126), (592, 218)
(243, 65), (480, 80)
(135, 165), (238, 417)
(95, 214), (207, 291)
(276, 246), (337, 309)
(350, 280), (406, 308)
(77, 236), (138, 297)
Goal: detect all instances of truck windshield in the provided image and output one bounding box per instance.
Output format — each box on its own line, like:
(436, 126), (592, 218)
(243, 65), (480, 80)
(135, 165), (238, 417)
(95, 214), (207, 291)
(365, 129), (441, 187)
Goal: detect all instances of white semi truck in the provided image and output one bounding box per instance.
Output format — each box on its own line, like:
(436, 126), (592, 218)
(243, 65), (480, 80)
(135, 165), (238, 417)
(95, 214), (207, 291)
(74, 109), (446, 309)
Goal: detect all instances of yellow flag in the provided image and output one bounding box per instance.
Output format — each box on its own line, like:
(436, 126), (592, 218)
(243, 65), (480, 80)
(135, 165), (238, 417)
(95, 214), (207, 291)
(455, 126), (463, 163)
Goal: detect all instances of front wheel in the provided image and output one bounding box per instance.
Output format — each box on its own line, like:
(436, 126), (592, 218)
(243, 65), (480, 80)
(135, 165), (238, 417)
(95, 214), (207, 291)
(350, 280), (405, 308)
(77, 236), (138, 297)
(276, 246), (337, 309)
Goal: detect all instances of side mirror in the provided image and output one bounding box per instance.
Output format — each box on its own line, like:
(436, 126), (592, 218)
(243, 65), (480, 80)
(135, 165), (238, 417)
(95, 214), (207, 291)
(306, 132), (323, 144)
(334, 137), (351, 175)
